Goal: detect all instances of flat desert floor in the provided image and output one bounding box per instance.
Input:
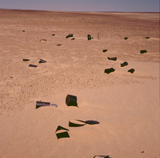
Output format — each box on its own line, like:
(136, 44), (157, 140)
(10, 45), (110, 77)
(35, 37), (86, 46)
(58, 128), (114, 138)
(0, 9), (159, 158)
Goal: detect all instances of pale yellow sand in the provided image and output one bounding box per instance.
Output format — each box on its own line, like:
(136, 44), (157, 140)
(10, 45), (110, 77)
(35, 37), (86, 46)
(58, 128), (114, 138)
(0, 9), (159, 158)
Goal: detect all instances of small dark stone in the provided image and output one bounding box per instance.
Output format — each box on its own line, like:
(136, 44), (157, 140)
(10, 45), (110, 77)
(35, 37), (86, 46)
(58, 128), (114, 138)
(124, 37), (128, 40)
(52, 34), (55, 36)
(71, 38), (75, 40)
(57, 44), (62, 46)
(146, 37), (150, 39)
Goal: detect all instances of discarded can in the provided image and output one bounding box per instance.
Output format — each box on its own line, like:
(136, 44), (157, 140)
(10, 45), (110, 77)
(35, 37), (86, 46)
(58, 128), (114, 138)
(55, 126), (70, 139)
(128, 68), (135, 73)
(29, 64), (37, 68)
(140, 50), (147, 54)
(103, 49), (107, 52)
(87, 34), (91, 40)
(66, 34), (73, 38)
(56, 132), (70, 139)
(36, 101), (50, 109)
(120, 62), (128, 67)
(93, 155), (110, 158)
(66, 94), (77, 106)
(108, 57), (117, 61)
(98, 32), (100, 39)
(51, 104), (58, 107)
(23, 59), (30, 61)
(40, 39), (47, 42)
(104, 68), (115, 74)
(39, 59), (47, 63)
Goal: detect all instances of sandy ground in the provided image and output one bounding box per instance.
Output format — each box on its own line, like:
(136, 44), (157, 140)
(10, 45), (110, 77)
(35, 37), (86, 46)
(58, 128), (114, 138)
(0, 9), (159, 158)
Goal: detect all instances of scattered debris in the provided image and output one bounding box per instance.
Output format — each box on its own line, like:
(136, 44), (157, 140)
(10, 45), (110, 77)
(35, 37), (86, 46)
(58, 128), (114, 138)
(66, 34), (73, 38)
(39, 59), (47, 63)
(104, 68), (115, 74)
(36, 101), (50, 109)
(29, 64), (37, 68)
(40, 39), (47, 42)
(120, 62), (128, 67)
(108, 57), (117, 61)
(23, 59), (30, 61)
(103, 49), (108, 52)
(140, 50), (147, 54)
(66, 94), (78, 107)
(128, 68), (135, 73)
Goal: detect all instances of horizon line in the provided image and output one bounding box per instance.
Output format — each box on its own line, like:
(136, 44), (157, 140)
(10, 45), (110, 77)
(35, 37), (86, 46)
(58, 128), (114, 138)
(0, 8), (159, 13)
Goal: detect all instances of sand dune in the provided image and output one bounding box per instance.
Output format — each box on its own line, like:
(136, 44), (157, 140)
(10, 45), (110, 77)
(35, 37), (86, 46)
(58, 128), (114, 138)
(0, 9), (159, 158)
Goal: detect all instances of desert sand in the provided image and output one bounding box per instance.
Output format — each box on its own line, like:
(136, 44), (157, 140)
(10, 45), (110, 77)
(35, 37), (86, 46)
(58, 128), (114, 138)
(0, 9), (159, 158)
